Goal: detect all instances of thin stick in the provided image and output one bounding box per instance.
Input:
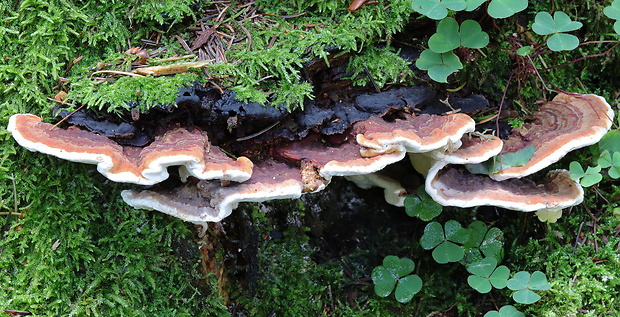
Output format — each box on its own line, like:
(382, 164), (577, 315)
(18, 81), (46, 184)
(236, 121), (280, 141)
(51, 104), (86, 130)
(90, 70), (145, 78)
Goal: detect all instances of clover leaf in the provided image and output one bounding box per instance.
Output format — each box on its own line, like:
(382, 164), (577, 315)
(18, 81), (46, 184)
(532, 11), (583, 51)
(462, 221), (504, 264)
(415, 49), (463, 83)
(411, 0), (467, 20)
(604, 0), (620, 35)
(569, 161), (602, 187)
(404, 185), (443, 221)
(484, 305), (525, 317)
(420, 220), (468, 264)
(466, 257), (510, 293)
(609, 153), (620, 179)
(507, 271), (551, 304)
(466, 146), (536, 175)
(598, 151), (613, 168)
(464, 0), (485, 11)
(371, 256), (423, 303)
(487, 0), (528, 19)
(428, 18), (489, 53)
(599, 130), (620, 153)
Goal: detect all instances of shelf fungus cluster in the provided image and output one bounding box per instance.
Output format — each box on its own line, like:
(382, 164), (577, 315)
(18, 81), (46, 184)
(7, 92), (614, 226)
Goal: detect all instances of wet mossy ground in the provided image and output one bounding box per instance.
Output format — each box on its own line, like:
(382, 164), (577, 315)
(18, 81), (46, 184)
(2, 0), (620, 316)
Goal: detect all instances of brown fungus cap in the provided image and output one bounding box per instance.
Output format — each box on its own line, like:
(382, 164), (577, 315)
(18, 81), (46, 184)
(356, 113), (475, 157)
(490, 93), (614, 181)
(426, 162), (583, 211)
(121, 159), (304, 223)
(8, 114), (253, 185)
(409, 134), (503, 176)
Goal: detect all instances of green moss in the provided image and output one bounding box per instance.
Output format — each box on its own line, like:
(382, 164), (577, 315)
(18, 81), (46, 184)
(67, 73), (200, 114)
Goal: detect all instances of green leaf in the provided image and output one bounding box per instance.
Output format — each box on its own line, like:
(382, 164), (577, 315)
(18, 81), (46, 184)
(553, 11), (583, 32)
(372, 266), (397, 297)
(598, 151), (613, 168)
(487, 0), (527, 19)
(480, 227), (504, 261)
(468, 275), (492, 293)
(429, 19), (488, 53)
(500, 146), (536, 168)
(429, 18), (461, 53)
(395, 275), (423, 303)
(604, 0), (620, 20)
(404, 186), (443, 221)
(383, 256), (415, 278)
(432, 241), (464, 263)
(464, 0), (485, 11)
(532, 12), (582, 51)
(444, 220), (469, 244)
(466, 146), (536, 175)
(614, 20), (620, 35)
(512, 289), (541, 304)
(532, 12), (558, 35)
(581, 165), (602, 187)
(599, 130), (620, 153)
(484, 305), (525, 317)
(463, 221), (487, 248)
(415, 50), (463, 83)
(516, 46), (531, 56)
(529, 271), (551, 290)
(546, 33), (580, 51)
(420, 222), (445, 250)
(507, 271), (530, 290)
(459, 20), (489, 49)
(489, 266), (510, 289)
(569, 161), (585, 180)
(609, 154), (620, 179)
(467, 257), (497, 278)
(411, 0), (467, 20)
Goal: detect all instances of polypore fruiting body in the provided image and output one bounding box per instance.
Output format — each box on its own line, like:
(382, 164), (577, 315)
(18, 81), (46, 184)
(491, 93), (614, 181)
(356, 113), (475, 157)
(409, 134), (503, 176)
(8, 114), (252, 185)
(426, 163), (583, 212)
(121, 159), (305, 223)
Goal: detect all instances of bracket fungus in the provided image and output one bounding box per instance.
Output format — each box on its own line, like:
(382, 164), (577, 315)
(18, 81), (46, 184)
(121, 159), (305, 224)
(423, 93), (613, 218)
(7, 90), (611, 226)
(490, 93), (614, 181)
(8, 114), (253, 185)
(426, 164), (583, 212)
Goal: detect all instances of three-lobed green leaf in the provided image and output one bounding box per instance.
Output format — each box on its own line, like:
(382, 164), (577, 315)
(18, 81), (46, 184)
(428, 18), (489, 53)
(371, 256), (423, 303)
(532, 11), (583, 51)
(415, 49), (463, 83)
(506, 271), (551, 304)
(404, 186), (443, 221)
(420, 221), (468, 264)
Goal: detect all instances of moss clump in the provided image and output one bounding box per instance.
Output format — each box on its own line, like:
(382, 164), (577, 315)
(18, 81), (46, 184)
(67, 73), (200, 114)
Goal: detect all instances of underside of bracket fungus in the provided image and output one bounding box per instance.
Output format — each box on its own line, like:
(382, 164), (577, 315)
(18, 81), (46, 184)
(8, 114), (253, 185)
(121, 159), (304, 224)
(426, 164), (583, 212)
(490, 93), (614, 181)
